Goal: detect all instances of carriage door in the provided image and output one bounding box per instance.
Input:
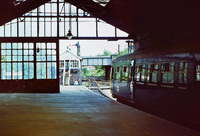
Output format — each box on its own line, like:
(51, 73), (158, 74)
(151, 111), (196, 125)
(130, 60), (135, 101)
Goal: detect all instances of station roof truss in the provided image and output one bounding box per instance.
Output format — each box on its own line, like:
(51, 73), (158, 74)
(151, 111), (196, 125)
(0, 0), (199, 48)
(0, 0), (129, 41)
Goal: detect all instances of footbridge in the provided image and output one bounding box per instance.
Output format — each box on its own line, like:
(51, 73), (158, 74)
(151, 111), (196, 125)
(81, 55), (116, 66)
(81, 55), (117, 80)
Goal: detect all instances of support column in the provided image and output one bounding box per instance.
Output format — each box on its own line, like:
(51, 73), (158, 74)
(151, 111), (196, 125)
(105, 66), (111, 80)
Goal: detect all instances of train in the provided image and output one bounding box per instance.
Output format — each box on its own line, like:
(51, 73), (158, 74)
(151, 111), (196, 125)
(110, 48), (200, 123)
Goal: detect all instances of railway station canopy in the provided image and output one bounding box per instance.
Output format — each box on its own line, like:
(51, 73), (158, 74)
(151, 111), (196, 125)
(0, 0), (199, 49)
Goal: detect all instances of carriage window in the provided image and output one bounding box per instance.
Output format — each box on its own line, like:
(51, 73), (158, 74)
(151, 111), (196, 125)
(161, 62), (174, 84)
(116, 67), (119, 72)
(147, 63), (158, 83)
(196, 65), (200, 81)
(179, 61), (187, 84)
(122, 66), (128, 81)
(115, 67), (120, 81)
(136, 64), (145, 82)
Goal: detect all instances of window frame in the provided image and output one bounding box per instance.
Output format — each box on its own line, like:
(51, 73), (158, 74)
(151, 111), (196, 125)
(178, 60), (188, 87)
(196, 64), (200, 81)
(0, 42), (57, 80)
(1, 43), (34, 80)
(36, 42), (57, 79)
(135, 64), (146, 83)
(147, 63), (158, 84)
(161, 61), (175, 85)
(115, 66), (121, 81)
(70, 60), (79, 69)
(122, 66), (128, 82)
(59, 60), (64, 69)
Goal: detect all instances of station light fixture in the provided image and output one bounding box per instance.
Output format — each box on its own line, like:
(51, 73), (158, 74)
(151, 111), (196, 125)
(66, 29), (73, 39)
(66, 4), (73, 39)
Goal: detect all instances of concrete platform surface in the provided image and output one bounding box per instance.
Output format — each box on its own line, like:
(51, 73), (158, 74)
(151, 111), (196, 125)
(0, 86), (199, 136)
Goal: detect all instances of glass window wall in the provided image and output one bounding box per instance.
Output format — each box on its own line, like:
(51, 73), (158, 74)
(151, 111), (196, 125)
(0, 42), (57, 80)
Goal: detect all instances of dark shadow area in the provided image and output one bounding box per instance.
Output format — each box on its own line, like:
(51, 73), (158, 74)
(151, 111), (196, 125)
(117, 98), (200, 132)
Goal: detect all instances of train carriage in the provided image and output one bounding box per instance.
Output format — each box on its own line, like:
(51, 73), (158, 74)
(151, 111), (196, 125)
(111, 49), (200, 122)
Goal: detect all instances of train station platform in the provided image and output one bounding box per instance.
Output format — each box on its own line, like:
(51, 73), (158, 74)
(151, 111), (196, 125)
(0, 86), (199, 136)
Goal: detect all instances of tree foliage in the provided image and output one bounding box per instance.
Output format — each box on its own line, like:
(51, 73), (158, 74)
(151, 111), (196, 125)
(103, 49), (112, 56)
(118, 48), (128, 56)
(98, 49), (113, 56)
(82, 67), (89, 77)
(1, 56), (6, 61)
(82, 48), (129, 78)
(82, 66), (105, 77)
